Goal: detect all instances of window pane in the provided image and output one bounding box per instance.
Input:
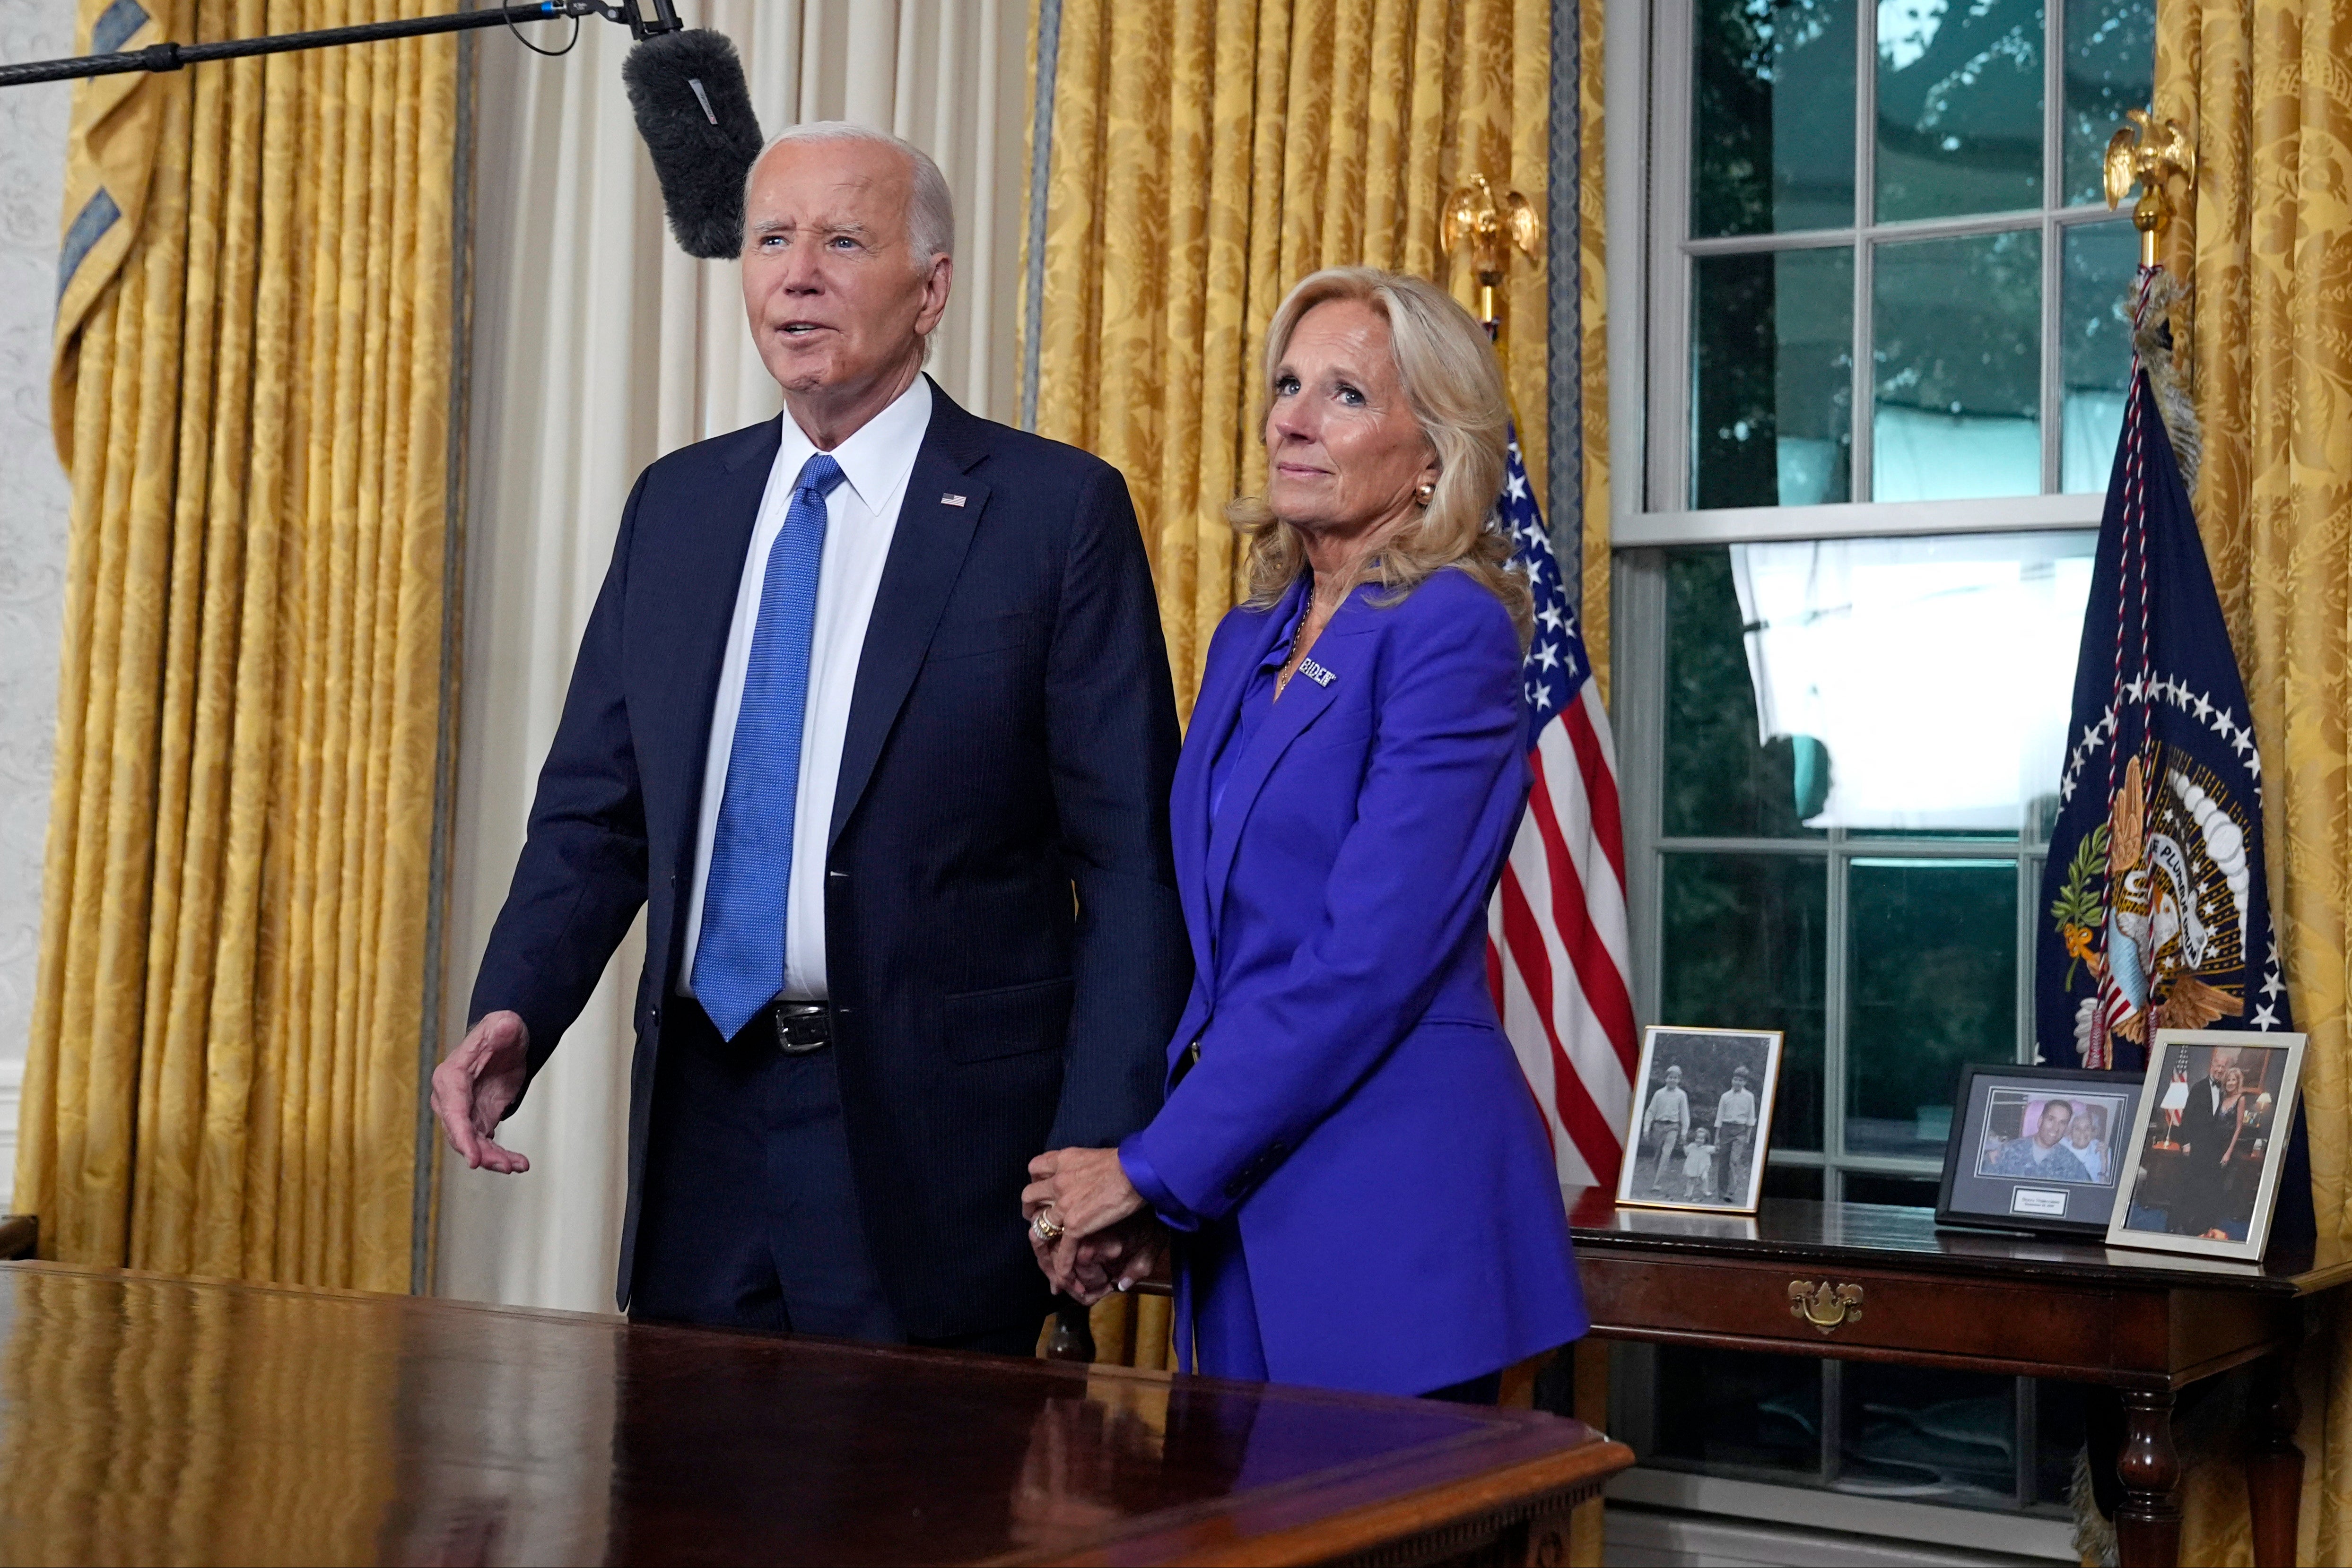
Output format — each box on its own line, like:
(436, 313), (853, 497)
(2061, 219), (2141, 491)
(2062, 0), (2156, 205)
(1729, 533), (2093, 832)
(1842, 1172), (1941, 1207)
(1693, 0), (1858, 236)
(1661, 852), (1828, 1151)
(2033, 1383), (2089, 1504)
(1841, 1362), (2018, 1501)
(1654, 1348), (1823, 1475)
(1875, 0), (2046, 221)
(1693, 248), (1856, 509)
(1847, 858), (2019, 1159)
(1664, 549), (1828, 837)
(1872, 228), (2041, 501)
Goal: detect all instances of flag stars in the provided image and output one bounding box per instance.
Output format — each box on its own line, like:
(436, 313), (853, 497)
(1535, 641), (1560, 671)
(2254, 1002), (2281, 1030)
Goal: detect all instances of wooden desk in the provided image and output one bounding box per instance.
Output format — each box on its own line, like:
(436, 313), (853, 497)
(0, 1261), (1629, 1566)
(1567, 1189), (2351, 1568)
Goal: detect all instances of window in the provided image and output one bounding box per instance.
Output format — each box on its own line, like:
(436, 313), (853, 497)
(1633, 0), (2155, 535)
(1605, 0), (2153, 1523)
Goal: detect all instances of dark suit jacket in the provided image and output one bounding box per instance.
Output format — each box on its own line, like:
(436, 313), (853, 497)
(467, 381), (1191, 1334)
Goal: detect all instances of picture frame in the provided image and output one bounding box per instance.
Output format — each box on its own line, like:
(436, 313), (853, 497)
(1614, 1025), (1784, 1215)
(1934, 1063), (2144, 1238)
(2107, 1029), (2307, 1262)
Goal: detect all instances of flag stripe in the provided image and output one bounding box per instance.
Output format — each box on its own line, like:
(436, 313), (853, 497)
(1498, 869), (1622, 1180)
(1525, 760), (1638, 1068)
(1564, 691), (1628, 888)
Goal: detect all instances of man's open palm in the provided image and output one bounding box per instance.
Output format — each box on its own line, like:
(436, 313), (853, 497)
(431, 1011), (532, 1174)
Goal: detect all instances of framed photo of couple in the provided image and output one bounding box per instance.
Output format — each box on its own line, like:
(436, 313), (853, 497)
(2107, 1029), (2308, 1262)
(1614, 1026), (1784, 1215)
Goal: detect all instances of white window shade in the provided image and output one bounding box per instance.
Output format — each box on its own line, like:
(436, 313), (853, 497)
(1728, 532), (2095, 832)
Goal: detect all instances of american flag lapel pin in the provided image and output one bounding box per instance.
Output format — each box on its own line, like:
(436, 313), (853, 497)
(941, 493), (967, 507)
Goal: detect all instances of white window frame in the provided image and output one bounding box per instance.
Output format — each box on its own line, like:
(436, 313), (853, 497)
(1599, 0), (2145, 1522)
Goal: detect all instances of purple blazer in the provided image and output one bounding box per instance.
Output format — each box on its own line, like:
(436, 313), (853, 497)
(1122, 569), (1588, 1395)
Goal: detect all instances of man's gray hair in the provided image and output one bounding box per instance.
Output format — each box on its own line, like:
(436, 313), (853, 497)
(742, 121), (956, 267)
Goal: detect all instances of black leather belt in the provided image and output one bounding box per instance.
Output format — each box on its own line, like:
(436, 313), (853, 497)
(771, 1000), (833, 1054)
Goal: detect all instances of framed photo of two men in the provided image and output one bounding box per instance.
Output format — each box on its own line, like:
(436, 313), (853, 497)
(1935, 1063), (2145, 1238)
(1615, 1026), (1784, 1215)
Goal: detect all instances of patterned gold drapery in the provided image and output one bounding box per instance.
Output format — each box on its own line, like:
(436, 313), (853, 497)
(1023, 0), (1608, 717)
(17, 0), (459, 1294)
(2156, 0), (2352, 1561)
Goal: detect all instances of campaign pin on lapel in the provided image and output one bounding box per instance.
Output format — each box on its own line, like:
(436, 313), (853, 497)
(941, 493), (967, 507)
(1298, 658), (1337, 688)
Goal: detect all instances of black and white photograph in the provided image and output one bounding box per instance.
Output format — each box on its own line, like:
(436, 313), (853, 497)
(1614, 1026), (1784, 1214)
(1935, 1065), (2143, 1236)
(2108, 1030), (2308, 1261)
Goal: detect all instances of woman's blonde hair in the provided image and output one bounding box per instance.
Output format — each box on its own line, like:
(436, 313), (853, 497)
(1230, 266), (1531, 645)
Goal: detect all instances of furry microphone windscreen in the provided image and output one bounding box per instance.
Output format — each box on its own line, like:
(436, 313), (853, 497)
(622, 28), (765, 260)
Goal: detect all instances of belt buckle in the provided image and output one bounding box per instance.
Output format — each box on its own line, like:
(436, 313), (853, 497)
(773, 1002), (830, 1054)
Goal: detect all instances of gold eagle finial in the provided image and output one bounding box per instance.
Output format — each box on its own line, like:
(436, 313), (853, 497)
(2105, 109), (2195, 267)
(1440, 173), (1542, 331)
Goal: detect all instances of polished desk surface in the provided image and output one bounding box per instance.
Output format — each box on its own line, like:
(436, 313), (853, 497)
(1565, 1188), (2352, 1297)
(0, 1261), (1626, 1568)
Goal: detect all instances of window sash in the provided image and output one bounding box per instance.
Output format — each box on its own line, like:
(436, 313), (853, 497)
(1636, 0), (2134, 525)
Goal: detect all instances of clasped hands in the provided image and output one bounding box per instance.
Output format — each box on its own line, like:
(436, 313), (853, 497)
(1023, 1147), (1168, 1306)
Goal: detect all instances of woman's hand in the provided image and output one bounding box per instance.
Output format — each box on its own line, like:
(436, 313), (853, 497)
(1024, 1147), (1152, 1300)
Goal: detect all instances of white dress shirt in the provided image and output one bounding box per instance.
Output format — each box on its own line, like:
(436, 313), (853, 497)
(682, 376), (932, 1003)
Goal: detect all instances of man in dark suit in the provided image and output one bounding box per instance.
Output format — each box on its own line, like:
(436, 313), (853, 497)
(431, 123), (1189, 1352)
(2169, 1045), (2242, 1237)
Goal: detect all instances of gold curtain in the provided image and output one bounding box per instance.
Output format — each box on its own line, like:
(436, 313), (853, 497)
(16, 0), (460, 1295)
(2157, 0), (2352, 1561)
(1025, 0), (1609, 716)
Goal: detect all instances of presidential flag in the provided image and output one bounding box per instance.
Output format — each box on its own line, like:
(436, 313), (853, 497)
(2036, 272), (2289, 1074)
(1486, 430), (1638, 1189)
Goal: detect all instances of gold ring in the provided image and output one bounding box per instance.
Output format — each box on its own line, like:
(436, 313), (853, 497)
(1032, 1213), (1065, 1243)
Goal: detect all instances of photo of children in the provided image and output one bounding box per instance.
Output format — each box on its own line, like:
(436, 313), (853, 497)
(1618, 1028), (1782, 1213)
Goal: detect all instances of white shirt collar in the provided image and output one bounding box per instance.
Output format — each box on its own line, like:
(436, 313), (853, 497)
(775, 374), (934, 512)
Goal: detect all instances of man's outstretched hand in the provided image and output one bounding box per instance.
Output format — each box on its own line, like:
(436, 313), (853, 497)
(431, 1011), (532, 1174)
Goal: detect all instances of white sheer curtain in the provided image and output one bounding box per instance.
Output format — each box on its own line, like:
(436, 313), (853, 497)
(437, 0), (1032, 1314)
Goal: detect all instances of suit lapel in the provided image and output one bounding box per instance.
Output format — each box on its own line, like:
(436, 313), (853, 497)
(829, 381), (989, 847)
(1199, 586), (1378, 937)
(660, 416), (783, 885)
(1173, 583), (1298, 971)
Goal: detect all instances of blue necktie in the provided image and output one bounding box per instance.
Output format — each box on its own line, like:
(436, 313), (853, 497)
(695, 451), (848, 1040)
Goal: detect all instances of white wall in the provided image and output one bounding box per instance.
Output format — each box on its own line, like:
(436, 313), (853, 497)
(0, 4), (79, 1195)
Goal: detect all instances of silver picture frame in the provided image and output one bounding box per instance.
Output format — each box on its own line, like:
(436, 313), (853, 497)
(2106, 1028), (2307, 1262)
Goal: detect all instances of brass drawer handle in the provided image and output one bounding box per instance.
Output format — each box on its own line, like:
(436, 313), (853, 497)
(1788, 1280), (1864, 1334)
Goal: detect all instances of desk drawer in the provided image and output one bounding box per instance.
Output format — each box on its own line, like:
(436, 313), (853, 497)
(1577, 1253), (2169, 1375)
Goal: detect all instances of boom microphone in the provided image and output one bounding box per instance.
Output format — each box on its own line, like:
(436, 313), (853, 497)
(0, 1), (759, 266)
(623, 29), (766, 260)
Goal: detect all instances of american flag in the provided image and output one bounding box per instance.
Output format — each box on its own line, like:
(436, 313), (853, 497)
(1485, 431), (1638, 1190)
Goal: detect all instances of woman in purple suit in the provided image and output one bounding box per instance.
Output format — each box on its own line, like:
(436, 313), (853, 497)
(1021, 267), (1587, 1401)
